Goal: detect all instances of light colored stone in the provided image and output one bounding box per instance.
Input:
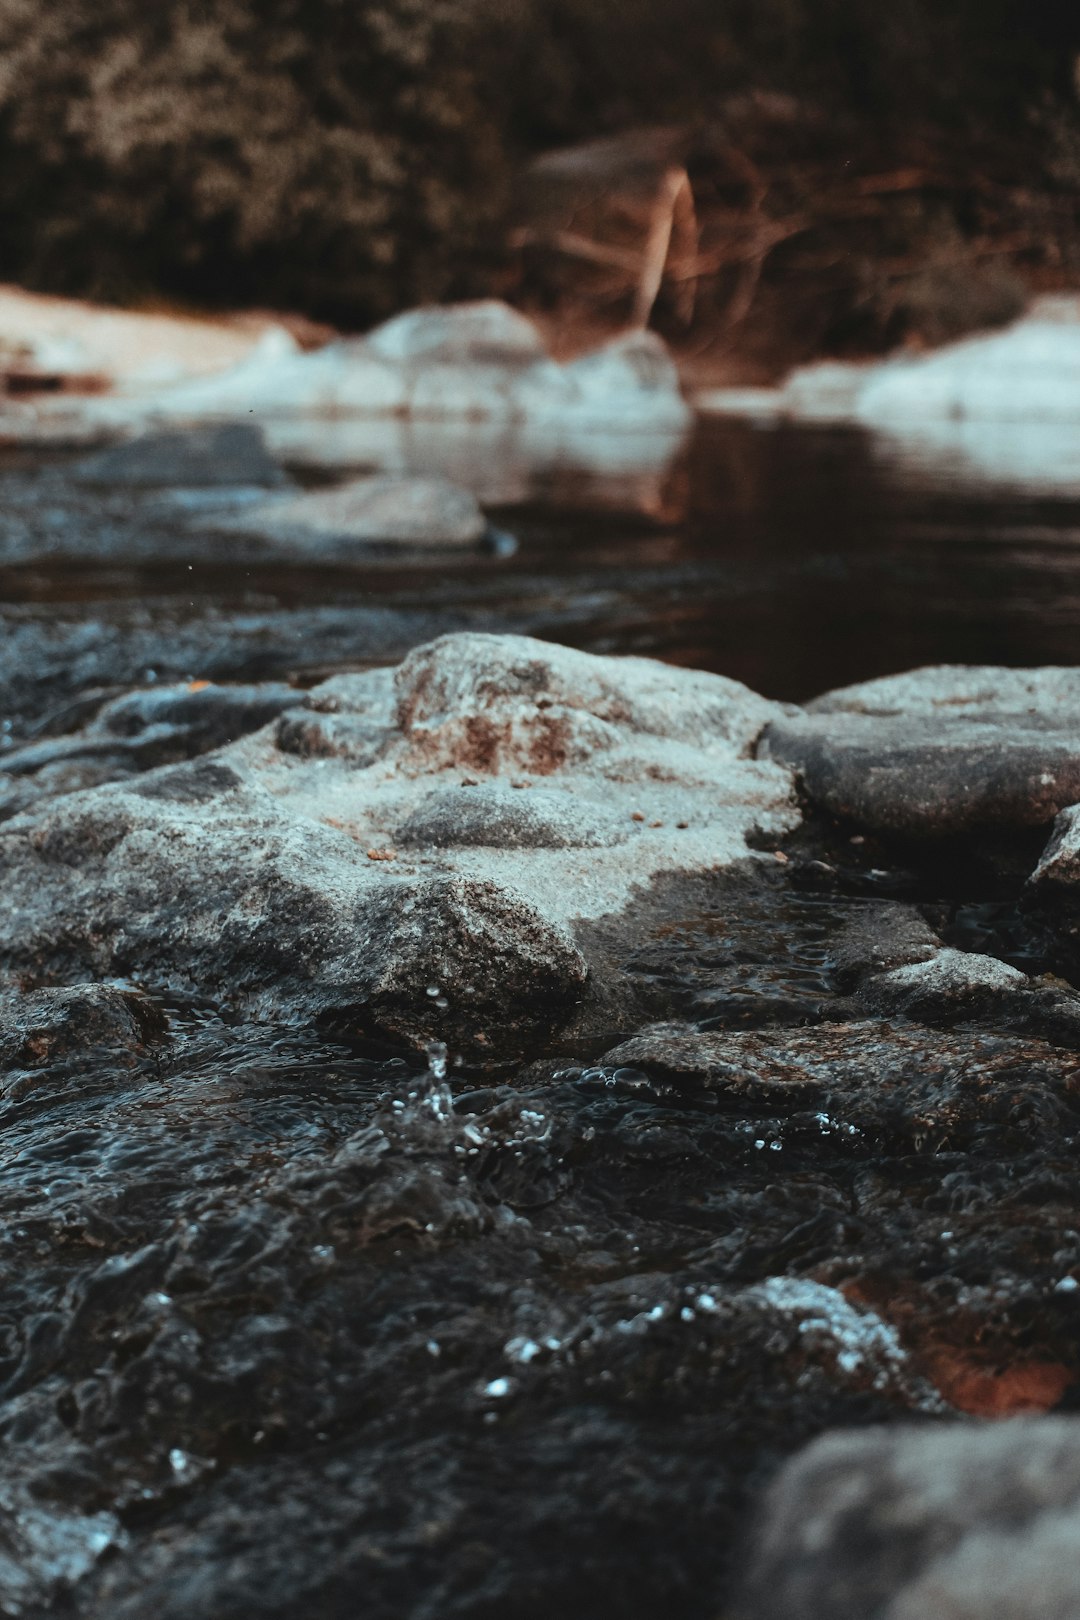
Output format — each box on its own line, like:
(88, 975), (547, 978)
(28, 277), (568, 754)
(207, 474), (487, 550)
(809, 664), (1080, 719)
(735, 1419), (1080, 1620)
(0, 633), (796, 1056)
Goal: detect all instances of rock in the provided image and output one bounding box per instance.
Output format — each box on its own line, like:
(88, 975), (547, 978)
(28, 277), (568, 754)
(0, 284), (289, 393)
(208, 474), (487, 551)
(1028, 804), (1080, 932)
(27, 300), (691, 445)
(702, 298), (1080, 494)
(858, 948), (1027, 1016)
(809, 664), (1080, 719)
(74, 423), (285, 488)
(599, 1019), (1080, 1147)
(828, 901), (941, 989)
(734, 1418), (1080, 1620)
(0, 679), (303, 817)
(393, 630), (781, 770)
(0, 633), (796, 1056)
(0, 604), (469, 744)
(343, 877), (589, 1056)
(364, 301), (547, 365)
(761, 666), (1080, 838)
(397, 783), (626, 849)
(0, 983), (166, 1074)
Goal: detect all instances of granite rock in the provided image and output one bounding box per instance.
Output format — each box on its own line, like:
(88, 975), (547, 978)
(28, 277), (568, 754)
(762, 665), (1080, 839)
(735, 1419), (1080, 1620)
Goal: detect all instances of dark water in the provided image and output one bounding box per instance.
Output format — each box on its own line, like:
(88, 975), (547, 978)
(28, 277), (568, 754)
(4, 415), (1080, 1617)
(5, 414), (1080, 706)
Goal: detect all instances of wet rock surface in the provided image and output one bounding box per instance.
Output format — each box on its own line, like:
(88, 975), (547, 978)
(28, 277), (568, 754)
(761, 664), (1080, 839)
(4, 619), (1080, 1614)
(0, 633), (797, 1057)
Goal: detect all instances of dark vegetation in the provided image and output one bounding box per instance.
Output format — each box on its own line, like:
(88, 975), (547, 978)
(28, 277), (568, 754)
(0, 1), (1078, 363)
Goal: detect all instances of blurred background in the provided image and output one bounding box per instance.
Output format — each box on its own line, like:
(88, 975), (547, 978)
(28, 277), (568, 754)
(1, 0), (1078, 377)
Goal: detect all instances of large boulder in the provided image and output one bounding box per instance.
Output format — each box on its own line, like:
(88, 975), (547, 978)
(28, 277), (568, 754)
(0, 633), (796, 1058)
(761, 665), (1080, 839)
(734, 1419), (1080, 1620)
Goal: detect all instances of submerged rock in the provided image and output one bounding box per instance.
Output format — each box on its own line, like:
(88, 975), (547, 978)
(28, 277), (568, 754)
(761, 665), (1080, 839)
(207, 474), (488, 551)
(0, 983), (165, 1075)
(74, 423), (285, 488)
(735, 1418), (1080, 1620)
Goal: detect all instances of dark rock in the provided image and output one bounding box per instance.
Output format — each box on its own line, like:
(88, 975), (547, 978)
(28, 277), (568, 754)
(74, 424), (285, 488)
(344, 876), (590, 1059)
(761, 665), (1080, 840)
(0, 680), (302, 819)
(828, 901), (941, 989)
(397, 783), (626, 849)
(600, 1018), (1080, 1153)
(1027, 804), (1080, 948)
(734, 1418), (1080, 1620)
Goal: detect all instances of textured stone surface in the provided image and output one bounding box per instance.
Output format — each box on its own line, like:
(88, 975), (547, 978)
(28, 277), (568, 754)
(0, 680), (303, 820)
(1028, 804), (1080, 947)
(735, 1419), (1080, 1620)
(760, 664), (1080, 840)
(0, 634), (796, 1056)
(0, 983), (165, 1075)
(397, 782), (626, 849)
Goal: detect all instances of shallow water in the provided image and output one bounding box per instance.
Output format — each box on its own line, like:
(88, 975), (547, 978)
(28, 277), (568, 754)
(4, 413), (1080, 1617)
(5, 413), (1080, 712)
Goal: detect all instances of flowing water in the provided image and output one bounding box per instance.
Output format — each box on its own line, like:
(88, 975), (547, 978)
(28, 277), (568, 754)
(3, 412), (1080, 1617)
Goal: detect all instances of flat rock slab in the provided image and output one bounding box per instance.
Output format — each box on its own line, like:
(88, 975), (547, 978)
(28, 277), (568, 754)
(761, 665), (1080, 838)
(0, 632), (795, 1058)
(600, 1018), (1080, 1147)
(735, 1418), (1080, 1620)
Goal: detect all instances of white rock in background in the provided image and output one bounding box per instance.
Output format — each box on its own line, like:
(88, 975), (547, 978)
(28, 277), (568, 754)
(0, 283), (290, 392)
(364, 301), (547, 365)
(697, 296), (1080, 493)
(17, 299), (691, 441)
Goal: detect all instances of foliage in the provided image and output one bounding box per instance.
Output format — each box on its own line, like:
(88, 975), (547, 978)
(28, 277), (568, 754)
(0, 0), (1074, 324)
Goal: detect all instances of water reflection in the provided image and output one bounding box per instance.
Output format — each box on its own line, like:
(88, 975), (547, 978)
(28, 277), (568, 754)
(264, 412), (691, 515)
(4, 409), (1080, 712)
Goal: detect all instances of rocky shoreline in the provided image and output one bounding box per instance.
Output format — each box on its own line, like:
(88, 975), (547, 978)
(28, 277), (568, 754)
(1, 621), (1080, 1614)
